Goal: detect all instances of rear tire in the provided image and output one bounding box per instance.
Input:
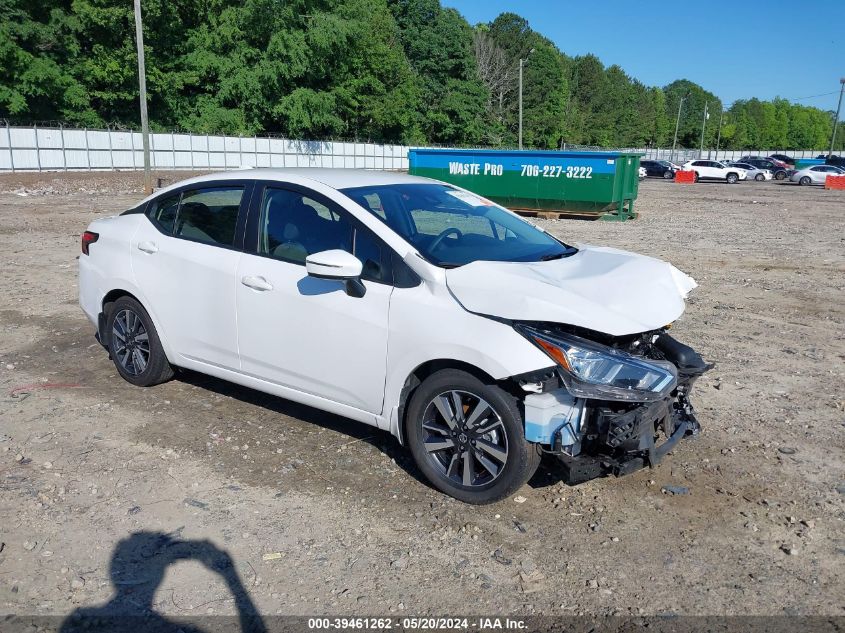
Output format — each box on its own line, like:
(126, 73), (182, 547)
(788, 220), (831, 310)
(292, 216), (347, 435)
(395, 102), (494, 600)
(663, 170), (674, 179)
(694, 172), (700, 182)
(775, 171), (787, 180)
(799, 176), (811, 186)
(406, 369), (541, 504)
(106, 296), (174, 387)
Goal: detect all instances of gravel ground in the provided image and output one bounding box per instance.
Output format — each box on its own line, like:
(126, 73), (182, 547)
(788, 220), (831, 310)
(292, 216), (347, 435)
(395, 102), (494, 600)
(0, 171), (843, 623)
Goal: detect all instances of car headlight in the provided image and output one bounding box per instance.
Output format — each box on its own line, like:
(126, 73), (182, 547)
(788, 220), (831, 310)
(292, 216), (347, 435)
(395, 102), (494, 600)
(516, 325), (677, 402)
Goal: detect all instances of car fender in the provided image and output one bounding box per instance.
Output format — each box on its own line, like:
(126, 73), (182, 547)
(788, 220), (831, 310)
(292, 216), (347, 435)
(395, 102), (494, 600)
(79, 214), (178, 362)
(382, 283), (552, 440)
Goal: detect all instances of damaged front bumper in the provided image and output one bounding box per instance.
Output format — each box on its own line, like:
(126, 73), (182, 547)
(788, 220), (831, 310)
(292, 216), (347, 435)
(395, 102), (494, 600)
(553, 389), (702, 484)
(518, 330), (711, 485)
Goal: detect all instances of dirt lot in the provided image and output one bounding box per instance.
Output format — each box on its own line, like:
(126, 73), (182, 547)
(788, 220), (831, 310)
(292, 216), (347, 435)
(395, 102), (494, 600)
(0, 171), (843, 623)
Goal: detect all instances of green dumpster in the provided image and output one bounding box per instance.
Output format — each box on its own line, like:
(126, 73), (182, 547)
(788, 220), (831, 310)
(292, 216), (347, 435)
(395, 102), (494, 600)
(407, 148), (642, 220)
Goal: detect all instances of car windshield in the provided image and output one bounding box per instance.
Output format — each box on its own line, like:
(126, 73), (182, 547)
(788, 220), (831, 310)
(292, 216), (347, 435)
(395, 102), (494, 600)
(341, 183), (575, 267)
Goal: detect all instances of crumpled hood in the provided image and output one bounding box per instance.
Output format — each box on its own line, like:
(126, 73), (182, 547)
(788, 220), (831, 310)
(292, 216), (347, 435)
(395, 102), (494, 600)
(444, 245), (697, 336)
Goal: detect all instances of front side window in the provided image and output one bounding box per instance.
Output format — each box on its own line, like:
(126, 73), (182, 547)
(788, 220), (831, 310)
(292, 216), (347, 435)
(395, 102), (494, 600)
(341, 183), (574, 268)
(174, 187), (243, 246)
(259, 188), (352, 264)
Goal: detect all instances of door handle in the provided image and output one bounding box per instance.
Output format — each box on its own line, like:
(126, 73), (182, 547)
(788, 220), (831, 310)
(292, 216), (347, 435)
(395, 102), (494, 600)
(241, 275), (273, 291)
(137, 241), (158, 254)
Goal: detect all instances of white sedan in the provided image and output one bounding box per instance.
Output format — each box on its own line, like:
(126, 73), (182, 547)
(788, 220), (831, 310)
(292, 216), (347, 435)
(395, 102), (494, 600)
(790, 164), (845, 185)
(728, 162), (772, 181)
(79, 169), (709, 503)
(682, 160), (748, 183)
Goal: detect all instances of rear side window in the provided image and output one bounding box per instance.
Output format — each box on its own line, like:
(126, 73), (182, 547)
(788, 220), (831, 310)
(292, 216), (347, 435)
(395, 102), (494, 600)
(149, 193), (180, 234)
(174, 187), (244, 246)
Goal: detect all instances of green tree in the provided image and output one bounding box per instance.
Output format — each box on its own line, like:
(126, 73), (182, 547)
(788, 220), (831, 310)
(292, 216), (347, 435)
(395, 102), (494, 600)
(388, 0), (489, 144)
(664, 79), (722, 149)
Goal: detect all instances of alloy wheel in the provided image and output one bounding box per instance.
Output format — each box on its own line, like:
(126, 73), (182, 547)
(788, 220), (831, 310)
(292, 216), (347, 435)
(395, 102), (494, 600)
(112, 309), (150, 376)
(421, 390), (508, 487)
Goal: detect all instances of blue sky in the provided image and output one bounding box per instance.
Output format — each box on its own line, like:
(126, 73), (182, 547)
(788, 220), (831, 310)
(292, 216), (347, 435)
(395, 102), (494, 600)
(444, 0), (844, 110)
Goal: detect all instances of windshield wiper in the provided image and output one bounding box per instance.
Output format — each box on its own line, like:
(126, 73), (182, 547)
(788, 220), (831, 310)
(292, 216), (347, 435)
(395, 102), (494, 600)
(539, 252), (567, 261)
(437, 262), (464, 269)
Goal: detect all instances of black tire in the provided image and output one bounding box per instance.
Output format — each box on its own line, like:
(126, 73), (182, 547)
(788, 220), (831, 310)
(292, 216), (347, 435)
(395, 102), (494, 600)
(799, 176), (811, 186)
(726, 172), (738, 184)
(694, 172), (700, 182)
(775, 170), (787, 180)
(106, 296), (174, 387)
(755, 173), (765, 181)
(406, 369), (541, 504)
(663, 170), (674, 179)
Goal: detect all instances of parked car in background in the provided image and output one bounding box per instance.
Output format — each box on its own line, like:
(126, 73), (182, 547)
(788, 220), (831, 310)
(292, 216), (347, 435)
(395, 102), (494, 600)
(826, 155), (845, 168)
(738, 156), (790, 180)
(728, 162), (772, 181)
(768, 154), (795, 167)
(682, 160), (747, 183)
(640, 159), (677, 179)
(789, 164), (845, 185)
(78, 168), (708, 504)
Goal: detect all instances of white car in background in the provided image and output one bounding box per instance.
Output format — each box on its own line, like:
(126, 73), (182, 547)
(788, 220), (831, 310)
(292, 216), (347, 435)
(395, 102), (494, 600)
(790, 164), (845, 185)
(638, 166), (646, 180)
(728, 162), (772, 182)
(78, 169), (709, 504)
(682, 160), (747, 183)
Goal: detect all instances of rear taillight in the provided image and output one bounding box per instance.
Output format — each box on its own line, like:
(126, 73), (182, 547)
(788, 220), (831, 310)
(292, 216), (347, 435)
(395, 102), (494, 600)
(81, 231), (99, 255)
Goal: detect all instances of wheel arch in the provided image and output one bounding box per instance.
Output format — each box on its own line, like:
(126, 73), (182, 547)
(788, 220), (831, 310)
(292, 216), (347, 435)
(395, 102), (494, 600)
(392, 358), (521, 447)
(98, 288), (175, 362)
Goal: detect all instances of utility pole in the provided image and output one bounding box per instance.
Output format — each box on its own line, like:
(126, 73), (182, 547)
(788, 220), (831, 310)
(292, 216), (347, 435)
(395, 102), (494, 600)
(714, 109), (724, 161)
(671, 94), (687, 164)
(699, 101), (708, 158)
(133, 0), (152, 194)
(828, 78), (845, 158)
(518, 48), (534, 150)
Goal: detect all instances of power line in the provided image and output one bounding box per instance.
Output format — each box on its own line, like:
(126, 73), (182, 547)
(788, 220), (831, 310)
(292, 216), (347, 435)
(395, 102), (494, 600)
(790, 90), (839, 101)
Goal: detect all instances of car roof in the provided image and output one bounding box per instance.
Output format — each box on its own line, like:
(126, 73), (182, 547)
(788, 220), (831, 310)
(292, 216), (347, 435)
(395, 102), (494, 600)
(142, 168), (434, 202)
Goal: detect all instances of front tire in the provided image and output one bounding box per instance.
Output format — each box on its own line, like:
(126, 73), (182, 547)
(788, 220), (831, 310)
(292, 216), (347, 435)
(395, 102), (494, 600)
(726, 172), (739, 184)
(106, 296), (174, 387)
(755, 173), (765, 181)
(406, 369), (541, 504)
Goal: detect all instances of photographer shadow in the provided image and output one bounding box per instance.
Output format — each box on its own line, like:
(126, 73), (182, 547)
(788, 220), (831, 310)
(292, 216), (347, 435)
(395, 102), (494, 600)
(60, 531), (266, 633)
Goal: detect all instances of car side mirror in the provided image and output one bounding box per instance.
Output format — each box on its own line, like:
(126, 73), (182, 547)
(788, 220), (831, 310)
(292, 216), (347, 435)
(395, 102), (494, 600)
(305, 249), (366, 297)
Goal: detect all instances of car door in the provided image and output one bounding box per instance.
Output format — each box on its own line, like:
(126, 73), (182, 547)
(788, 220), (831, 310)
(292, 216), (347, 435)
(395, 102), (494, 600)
(235, 182), (392, 414)
(131, 182), (251, 370)
(810, 166), (829, 184)
(695, 161), (714, 179)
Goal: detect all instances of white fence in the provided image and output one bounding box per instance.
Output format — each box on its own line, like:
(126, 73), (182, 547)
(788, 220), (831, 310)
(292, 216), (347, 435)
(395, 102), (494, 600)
(0, 124), (411, 172)
(0, 124), (832, 173)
